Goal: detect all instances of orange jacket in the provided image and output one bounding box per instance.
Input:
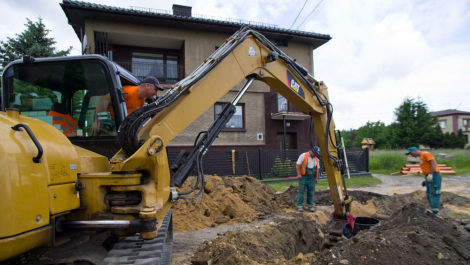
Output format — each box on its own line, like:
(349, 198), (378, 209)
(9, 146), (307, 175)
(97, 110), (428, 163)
(107, 85), (145, 119)
(49, 111), (79, 137)
(420, 152), (440, 175)
(300, 152), (319, 179)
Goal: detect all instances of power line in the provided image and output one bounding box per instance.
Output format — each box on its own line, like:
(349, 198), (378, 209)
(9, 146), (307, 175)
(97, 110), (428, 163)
(289, 0), (309, 30)
(296, 0), (325, 30)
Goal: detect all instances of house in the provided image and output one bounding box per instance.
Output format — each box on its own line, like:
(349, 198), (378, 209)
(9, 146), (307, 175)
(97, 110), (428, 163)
(431, 109), (470, 147)
(60, 0), (331, 152)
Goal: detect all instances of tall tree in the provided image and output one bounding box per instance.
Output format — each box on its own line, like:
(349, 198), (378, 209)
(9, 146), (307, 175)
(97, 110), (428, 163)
(0, 17), (72, 68)
(389, 97), (438, 148)
(428, 125), (444, 148)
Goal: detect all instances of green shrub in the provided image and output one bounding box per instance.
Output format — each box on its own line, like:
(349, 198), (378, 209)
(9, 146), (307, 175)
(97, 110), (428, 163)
(270, 156), (296, 177)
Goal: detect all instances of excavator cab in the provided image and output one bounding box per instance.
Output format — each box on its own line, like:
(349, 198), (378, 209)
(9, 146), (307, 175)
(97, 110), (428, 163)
(1, 55), (140, 157)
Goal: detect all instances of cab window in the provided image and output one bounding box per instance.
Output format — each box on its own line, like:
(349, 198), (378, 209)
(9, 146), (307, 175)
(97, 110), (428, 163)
(3, 60), (117, 137)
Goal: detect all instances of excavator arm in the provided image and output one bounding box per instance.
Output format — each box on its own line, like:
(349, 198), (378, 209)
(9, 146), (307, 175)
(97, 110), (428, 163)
(113, 27), (352, 230)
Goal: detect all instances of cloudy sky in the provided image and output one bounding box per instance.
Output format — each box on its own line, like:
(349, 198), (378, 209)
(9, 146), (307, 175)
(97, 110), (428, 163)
(1, 0), (469, 130)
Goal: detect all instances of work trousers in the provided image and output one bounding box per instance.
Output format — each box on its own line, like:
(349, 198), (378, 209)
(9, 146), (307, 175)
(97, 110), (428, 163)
(297, 168), (316, 207)
(426, 172), (442, 214)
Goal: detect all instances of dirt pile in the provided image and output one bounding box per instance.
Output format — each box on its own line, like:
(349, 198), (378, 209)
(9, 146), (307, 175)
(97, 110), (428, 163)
(184, 184), (470, 265)
(172, 175), (281, 232)
(191, 213), (325, 264)
(319, 203), (470, 265)
(283, 187), (470, 219)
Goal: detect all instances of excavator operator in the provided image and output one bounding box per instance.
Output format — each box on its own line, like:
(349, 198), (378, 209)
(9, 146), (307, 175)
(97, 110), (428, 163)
(90, 76), (165, 135)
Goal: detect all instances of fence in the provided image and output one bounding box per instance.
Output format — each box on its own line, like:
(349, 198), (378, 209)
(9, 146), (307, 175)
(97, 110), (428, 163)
(167, 148), (370, 181)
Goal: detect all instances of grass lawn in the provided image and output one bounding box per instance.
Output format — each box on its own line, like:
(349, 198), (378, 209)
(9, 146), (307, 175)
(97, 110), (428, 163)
(266, 176), (382, 192)
(369, 149), (470, 175)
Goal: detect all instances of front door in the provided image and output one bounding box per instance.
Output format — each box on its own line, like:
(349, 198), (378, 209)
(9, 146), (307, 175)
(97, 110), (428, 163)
(277, 133), (297, 150)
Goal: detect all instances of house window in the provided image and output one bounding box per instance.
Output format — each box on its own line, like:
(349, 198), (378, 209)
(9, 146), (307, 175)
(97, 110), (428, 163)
(131, 52), (180, 83)
(277, 94), (288, 112)
(214, 103), (245, 130)
(438, 120), (446, 129)
(463, 119), (470, 132)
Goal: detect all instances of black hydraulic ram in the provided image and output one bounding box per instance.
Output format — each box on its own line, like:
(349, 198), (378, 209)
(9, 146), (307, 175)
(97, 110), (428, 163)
(170, 77), (255, 188)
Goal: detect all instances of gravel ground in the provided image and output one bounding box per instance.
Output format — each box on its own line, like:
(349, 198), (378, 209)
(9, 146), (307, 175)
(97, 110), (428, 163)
(354, 174), (470, 198)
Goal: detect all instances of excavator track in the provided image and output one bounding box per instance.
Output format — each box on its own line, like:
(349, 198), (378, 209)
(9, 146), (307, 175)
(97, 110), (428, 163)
(103, 210), (173, 265)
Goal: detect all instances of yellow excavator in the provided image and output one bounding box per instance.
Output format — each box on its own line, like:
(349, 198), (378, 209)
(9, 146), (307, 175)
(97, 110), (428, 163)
(0, 27), (354, 264)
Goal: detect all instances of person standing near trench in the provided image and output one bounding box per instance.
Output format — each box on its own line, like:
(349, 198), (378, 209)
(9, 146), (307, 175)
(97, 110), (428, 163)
(406, 146), (442, 214)
(296, 148), (320, 212)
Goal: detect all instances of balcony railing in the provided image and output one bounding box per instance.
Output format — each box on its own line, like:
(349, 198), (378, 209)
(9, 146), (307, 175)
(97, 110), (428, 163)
(271, 94), (302, 114)
(115, 61), (184, 84)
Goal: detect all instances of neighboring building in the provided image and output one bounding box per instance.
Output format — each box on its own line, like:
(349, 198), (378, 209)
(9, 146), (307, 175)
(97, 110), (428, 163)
(61, 0), (331, 152)
(431, 109), (470, 147)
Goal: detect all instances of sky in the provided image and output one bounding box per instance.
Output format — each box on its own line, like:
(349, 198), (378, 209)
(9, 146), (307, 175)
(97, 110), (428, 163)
(1, 0), (469, 130)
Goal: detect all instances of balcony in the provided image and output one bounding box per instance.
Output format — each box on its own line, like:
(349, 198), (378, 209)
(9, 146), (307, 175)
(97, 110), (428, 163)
(270, 94), (310, 121)
(114, 61), (184, 84)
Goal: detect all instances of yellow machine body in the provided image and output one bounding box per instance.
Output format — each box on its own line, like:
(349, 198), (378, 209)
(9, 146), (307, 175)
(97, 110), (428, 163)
(0, 110), (80, 260)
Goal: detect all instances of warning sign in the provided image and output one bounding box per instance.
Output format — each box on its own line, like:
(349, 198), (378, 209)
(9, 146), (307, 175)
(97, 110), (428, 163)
(248, 44), (257, 57)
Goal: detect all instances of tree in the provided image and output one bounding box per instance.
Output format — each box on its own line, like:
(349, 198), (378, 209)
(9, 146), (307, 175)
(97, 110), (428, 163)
(389, 97), (439, 148)
(352, 121), (389, 149)
(442, 130), (466, 148)
(0, 17), (72, 68)
(428, 125), (444, 148)
(339, 129), (356, 148)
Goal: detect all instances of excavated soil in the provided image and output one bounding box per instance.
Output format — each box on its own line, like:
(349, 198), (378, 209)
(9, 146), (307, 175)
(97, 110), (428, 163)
(319, 203), (470, 265)
(172, 175), (282, 232)
(171, 175), (470, 265)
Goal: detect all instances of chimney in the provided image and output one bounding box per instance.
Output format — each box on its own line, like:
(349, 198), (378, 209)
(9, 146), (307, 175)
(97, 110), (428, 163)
(172, 4), (192, 17)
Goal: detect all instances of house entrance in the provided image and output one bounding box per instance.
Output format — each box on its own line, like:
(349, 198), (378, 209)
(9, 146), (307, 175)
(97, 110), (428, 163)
(277, 133), (297, 150)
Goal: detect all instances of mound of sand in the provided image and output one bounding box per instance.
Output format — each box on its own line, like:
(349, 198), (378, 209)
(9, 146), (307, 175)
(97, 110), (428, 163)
(172, 175), (281, 232)
(320, 203), (470, 264)
(183, 178), (470, 265)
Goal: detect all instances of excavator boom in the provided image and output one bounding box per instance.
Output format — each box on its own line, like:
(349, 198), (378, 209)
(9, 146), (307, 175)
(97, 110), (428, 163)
(116, 27), (350, 218)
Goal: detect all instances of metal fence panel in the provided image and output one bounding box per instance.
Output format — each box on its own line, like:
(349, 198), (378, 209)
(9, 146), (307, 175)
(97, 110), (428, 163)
(167, 148), (370, 180)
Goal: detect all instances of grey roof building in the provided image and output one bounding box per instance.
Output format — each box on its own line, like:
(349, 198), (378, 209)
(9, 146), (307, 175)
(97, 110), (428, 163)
(60, 0), (332, 151)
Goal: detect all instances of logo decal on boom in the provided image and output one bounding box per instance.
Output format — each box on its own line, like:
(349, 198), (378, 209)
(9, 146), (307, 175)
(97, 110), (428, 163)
(248, 44), (257, 57)
(286, 71), (305, 99)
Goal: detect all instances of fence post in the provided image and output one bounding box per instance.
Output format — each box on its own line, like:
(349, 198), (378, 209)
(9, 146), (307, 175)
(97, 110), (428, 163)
(258, 148), (264, 180)
(365, 147), (370, 172)
(341, 137), (351, 179)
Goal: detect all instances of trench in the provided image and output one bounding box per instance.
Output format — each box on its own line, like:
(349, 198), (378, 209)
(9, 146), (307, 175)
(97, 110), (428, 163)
(171, 176), (470, 265)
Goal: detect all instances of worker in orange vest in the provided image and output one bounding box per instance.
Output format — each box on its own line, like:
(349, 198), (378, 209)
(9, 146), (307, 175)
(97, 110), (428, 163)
(296, 148), (320, 212)
(90, 76), (165, 136)
(406, 146), (442, 214)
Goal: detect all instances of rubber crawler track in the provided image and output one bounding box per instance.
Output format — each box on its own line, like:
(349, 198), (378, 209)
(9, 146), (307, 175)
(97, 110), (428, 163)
(102, 210), (173, 265)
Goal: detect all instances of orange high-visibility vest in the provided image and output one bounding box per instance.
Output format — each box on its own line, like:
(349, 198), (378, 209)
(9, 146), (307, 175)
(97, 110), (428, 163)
(49, 111), (79, 137)
(300, 152), (319, 179)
